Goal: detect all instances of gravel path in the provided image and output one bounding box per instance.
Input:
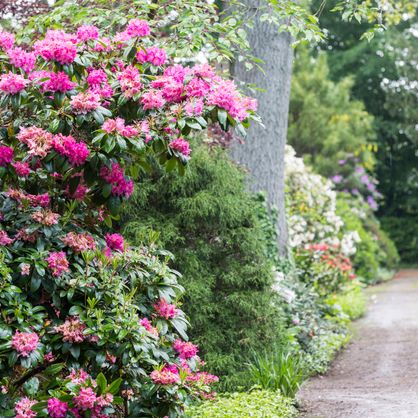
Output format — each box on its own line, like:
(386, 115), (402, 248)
(297, 270), (418, 418)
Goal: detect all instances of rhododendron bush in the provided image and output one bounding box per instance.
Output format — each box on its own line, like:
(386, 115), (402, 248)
(0, 18), (256, 417)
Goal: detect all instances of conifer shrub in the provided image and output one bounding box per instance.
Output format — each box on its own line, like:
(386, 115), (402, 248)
(121, 142), (285, 390)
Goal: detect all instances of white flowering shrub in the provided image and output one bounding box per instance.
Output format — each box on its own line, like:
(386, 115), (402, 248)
(285, 145), (360, 255)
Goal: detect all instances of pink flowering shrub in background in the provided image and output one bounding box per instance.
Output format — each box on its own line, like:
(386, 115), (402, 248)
(0, 15), (255, 417)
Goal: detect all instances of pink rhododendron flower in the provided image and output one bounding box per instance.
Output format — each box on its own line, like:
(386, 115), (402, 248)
(17, 127), (54, 158)
(0, 30), (15, 50)
(100, 163), (134, 198)
(44, 352), (54, 362)
(54, 317), (86, 343)
(77, 25), (100, 42)
(62, 232), (96, 253)
(105, 233), (125, 253)
(118, 65), (142, 98)
(43, 71), (76, 93)
(21, 264), (31, 276)
(185, 99), (204, 116)
(0, 145), (14, 166)
(102, 118), (138, 137)
(70, 92), (101, 114)
(7, 47), (36, 73)
(160, 79), (184, 103)
(0, 230), (13, 246)
(136, 46), (167, 66)
(14, 397), (37, 418)
(11, 331), (39, 357)
(186, 77), (211, 98)
(46, 251), (70, 277)
(87, 69), (107, 86)
(187, 372), (219, 384)
(126, 19), (151, 37)
(141, 90), (166, 110)
(208, 79), (257, 121)
(0, 72), (29, 95)
(153, 298), (177, 319)
(164, 64), (191, 83)
(34, 30), (77, 65)
(140, 318), (159, 337)
(173, 339), (199, 359)
(31, 210), (59, 226)
(74, 387), (97, 410)
(47, 398), (68, 418)
(67, 368), (91, 385)
(150, 368), (180, 385)
(52, 134), (89, 166)
(169, 138), (191, 157)
(12, 162), (31, 177)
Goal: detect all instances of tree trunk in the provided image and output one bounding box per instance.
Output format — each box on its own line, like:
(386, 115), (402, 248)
(230, 3), (293, 255)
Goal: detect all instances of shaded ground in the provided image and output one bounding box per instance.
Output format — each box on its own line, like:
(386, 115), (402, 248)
(297, 270), (418, 418)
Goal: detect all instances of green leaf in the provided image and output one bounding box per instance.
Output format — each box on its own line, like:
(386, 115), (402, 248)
(96, 373), (107, 394)
(217, 109), (228, 129)
(107, 378), (122, 395)
(69, 345), (80, 359)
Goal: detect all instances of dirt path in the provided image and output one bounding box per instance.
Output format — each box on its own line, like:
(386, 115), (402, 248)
(297, 270), (418, 418)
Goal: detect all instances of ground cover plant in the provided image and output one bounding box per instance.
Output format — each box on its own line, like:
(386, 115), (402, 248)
(0, 17), (257, 417)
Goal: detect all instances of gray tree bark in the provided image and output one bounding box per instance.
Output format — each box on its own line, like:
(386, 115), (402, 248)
(230, 3), (293, 255)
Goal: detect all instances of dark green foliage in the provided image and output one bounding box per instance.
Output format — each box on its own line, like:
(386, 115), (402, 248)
(288, 47), (376, 176)
(121, 142), (285, 390)
(381, 216), (418, 264)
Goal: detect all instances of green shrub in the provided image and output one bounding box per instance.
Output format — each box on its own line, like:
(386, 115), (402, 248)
(326, 284), (367, 321)
(247, 347), (305, 398)
(381, 215), (418, 264)
(186, 389), (297, 418)
(336, 194), (399, 283)
(121, 142), (285, 390)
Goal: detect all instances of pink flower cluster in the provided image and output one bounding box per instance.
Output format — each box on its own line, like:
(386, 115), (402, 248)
(0, 145), (13, 167)
(100, 163), (134, 198)
(153, 298), (177, 319)
(14, 397), (37, 418)
(125, 19), (151, 38)
(173, 339), (199, 359)
(169, 138), (191, 157)
(34, 29), (77, 65)
(77, 25), (99, 42)
(136, 46), (167, 66)
(70, 91), (101, 114)
(150, 367), (180, 385)
(0, 30), (15, 51)
(52, 134), (90, 166)
(12, 162), (31, 177)
(141, 90), (165, 110)
(54, 317), (86, 343)
(42, 71), (76, 93)
(7, 189), (49, 208)
(207, 79), (258, 121)
(47, 398), (68, 418)
(11, 331), (39, 357)
(7, 47), (36, 73)
(62, 232), (96, 253)
(105, 233), (125, 253)
(102, 118), (138, 138)
(46, 251), (70, 277)
(73, 387), (113, 414)
(31, 209), (60, 226)
(140, 318), (159, 337)
(0, 72), (28, 95)
(17, 127), (54, 158)
(0, 230), (13, 246)
(118, 65), (142, 98)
